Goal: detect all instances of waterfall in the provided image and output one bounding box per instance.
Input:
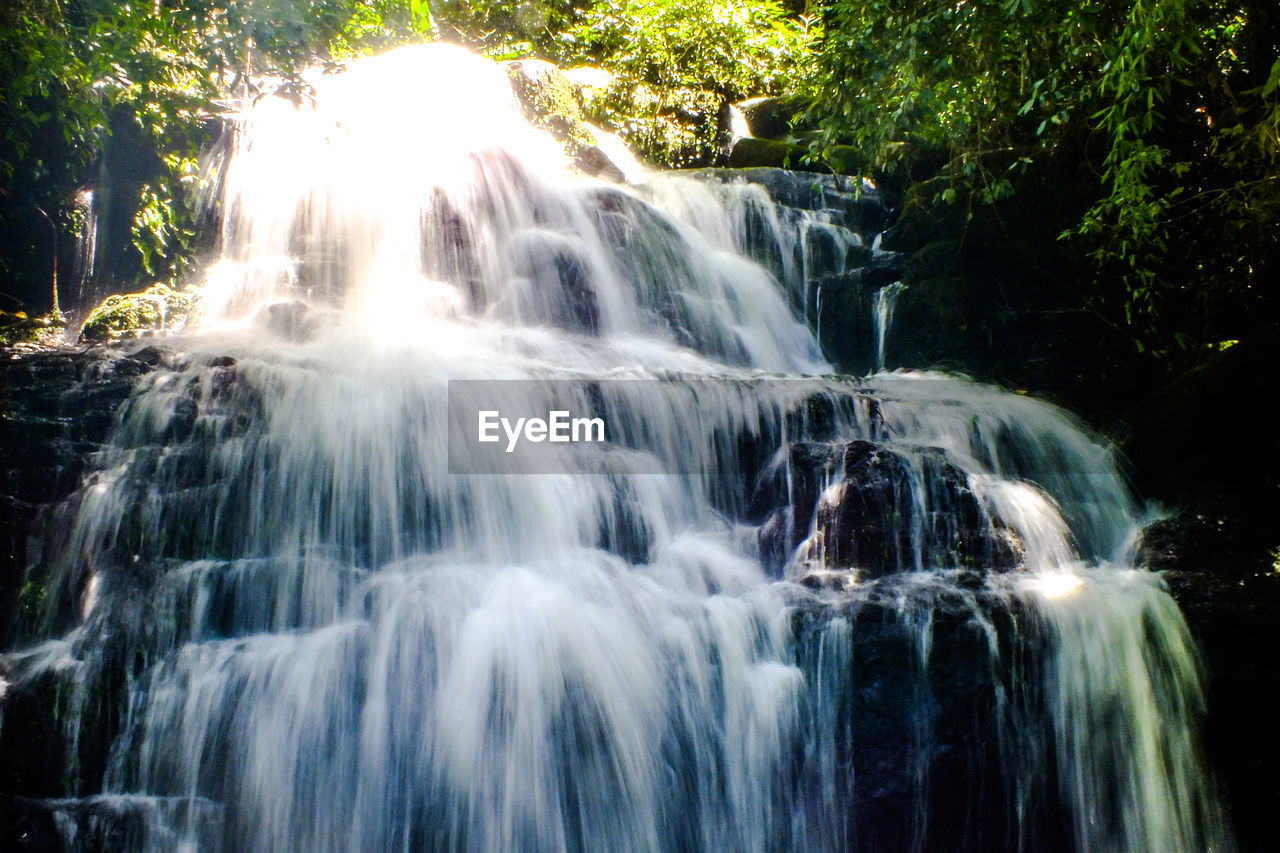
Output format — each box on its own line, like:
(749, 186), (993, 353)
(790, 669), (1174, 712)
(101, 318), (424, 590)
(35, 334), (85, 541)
(0, 44), (1232, 852)
(873, 281), (904, 371)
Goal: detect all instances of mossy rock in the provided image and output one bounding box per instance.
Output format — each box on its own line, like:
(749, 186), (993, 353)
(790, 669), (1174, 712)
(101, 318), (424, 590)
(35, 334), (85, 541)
(79, 284), (200, 343)
(0, 311), (66, 349)
(503, 59), (625, 180)
(504, 59), (595, 149)
(727, 137), (800, 168)
(727, 137), (867, 175)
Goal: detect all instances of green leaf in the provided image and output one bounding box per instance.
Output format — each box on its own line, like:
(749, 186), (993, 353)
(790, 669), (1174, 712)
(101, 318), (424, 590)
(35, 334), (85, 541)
(1263, 59), (1280, 97)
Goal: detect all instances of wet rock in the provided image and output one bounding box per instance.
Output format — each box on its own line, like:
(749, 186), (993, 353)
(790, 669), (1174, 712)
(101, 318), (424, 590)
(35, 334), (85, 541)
(811, 440), (1020, 576)
(79, 284), (200, 343)
(255, 301), (318, 342)
(788, 585), (1068, 852)
(0, 349), (164, 645)
(811, 272), (875, 373)
(704, 168), (893, 235)
(0, 794), (224, 852)
(798, 567), (859, 591)
(764, 439), (1020, 578)
(0, 795), (61, 851)
(510, 233), (600, 334)
(1162, 567), (1280, 853)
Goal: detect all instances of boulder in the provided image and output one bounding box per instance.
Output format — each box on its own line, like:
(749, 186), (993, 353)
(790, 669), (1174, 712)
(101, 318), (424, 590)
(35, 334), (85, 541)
(788, 586), (1068, 852)
(787, 440), (1020, 578)
(502, 59), (626, 181)
(78, 284), (200, 343)
(733, 96), (796, 140)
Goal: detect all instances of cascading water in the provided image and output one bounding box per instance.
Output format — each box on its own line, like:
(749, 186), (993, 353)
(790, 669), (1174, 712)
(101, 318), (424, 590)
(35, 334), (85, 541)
(0, 44), (1233, 852)
(873, 281), (904, 371)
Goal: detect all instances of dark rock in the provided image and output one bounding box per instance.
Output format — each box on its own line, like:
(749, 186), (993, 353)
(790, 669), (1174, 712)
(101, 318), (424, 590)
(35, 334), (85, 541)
(256, 300), (318, 341)
(1137, 496), (1280, 853)
(1162, 568), (1280, 853)
(797, 567), (858, 591)
(0, 794), (224, 852)
(719, 169), (892, 234)
(811, 271), (875, 374)
(510, 233), (600, 334)
(788, 584), (1068, 852)
(755, 429), (1021, 578)
(0, 350), (165, 644)
(797, 440), (1020, 577)
(869, 145), (1172, 422)
(733, 96), (796, 140)
(570, 144), (625, 183)
(0, 795), (62, 851)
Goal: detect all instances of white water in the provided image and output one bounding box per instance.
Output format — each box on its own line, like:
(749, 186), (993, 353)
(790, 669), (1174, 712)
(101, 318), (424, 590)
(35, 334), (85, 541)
(874, 281), (904, 370)
(2, 45), (1231, 852)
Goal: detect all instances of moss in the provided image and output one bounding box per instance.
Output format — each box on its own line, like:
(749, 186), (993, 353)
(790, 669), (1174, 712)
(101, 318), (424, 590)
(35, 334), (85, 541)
(504, 60), (597, 150)
(79, 283), (201, 343)
(727, 137), (799, 169)
(726, 137), (867, 175)
(17, 579), (44, 623)
(0, 311), (66, 349)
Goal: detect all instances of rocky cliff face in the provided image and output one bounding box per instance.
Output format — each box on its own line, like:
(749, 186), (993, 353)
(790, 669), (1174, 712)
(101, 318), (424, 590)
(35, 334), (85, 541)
(1, 348), (165, 641)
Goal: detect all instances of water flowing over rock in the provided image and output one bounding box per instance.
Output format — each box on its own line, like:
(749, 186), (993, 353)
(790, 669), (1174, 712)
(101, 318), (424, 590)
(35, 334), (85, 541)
(0, 45), (1233, 852)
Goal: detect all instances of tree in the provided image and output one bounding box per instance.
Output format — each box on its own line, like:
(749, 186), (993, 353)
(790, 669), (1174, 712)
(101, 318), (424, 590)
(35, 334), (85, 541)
(0, 0), (431, 316)
(808, 0), (1280, 358)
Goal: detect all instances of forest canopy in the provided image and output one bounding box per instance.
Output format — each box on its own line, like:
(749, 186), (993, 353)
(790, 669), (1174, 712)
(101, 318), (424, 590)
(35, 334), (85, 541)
(1, 0), (1276, 362)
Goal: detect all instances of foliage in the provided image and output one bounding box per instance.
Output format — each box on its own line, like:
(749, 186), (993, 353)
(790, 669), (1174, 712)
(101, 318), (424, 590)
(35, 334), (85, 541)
(552, 0), (816, 167)
(567, 0), (813, 101)
(431, 0), (580, 59)
(588, 82), (730, 166)
(0, 0), (429, 315)
(1, 0), (824, 314)
(810, 0), (1280, 357)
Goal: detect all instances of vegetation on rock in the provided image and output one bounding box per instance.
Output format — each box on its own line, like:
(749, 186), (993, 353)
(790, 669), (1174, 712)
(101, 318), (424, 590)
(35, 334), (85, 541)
(79, 284), (200, 343)
(0, 311), (66, 350)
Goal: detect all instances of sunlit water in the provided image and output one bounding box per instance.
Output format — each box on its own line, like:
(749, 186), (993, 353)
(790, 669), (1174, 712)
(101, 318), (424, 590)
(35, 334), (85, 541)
(2, 44), (1231, 852)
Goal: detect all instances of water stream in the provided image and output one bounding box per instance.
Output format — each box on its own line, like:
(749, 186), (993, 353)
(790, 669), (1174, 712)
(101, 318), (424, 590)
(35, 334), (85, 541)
(873, 281), (904, 371)
(0, 45), (1232, 852)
